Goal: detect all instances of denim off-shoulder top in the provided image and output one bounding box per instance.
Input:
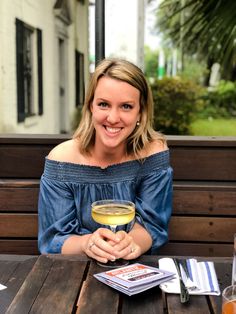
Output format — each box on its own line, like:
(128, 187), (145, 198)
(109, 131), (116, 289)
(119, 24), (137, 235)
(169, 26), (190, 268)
(38, 150), (173, 254)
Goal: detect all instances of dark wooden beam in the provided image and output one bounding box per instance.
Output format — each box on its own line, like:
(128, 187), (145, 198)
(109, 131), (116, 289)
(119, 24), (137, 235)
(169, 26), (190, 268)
(95, 0), (105, 66)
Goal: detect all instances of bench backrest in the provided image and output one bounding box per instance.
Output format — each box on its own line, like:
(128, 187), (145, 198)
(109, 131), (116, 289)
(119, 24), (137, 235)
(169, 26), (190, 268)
(0, 135), (235, 256)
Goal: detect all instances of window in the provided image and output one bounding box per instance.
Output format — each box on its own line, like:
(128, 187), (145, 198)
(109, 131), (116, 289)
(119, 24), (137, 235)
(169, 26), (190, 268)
(75, 50), (85, 107)
(16, 18), (43, 123)
(23, 27), (33, 116)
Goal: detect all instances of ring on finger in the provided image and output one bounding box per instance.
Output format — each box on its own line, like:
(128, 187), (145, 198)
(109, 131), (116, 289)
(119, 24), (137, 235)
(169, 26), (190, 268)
(130, 246), (135, 253)
(88, 242), (95, 250)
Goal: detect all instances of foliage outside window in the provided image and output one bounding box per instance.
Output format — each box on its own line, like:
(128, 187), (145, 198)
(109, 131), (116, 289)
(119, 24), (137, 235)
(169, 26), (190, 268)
(151, 77), (202, 135)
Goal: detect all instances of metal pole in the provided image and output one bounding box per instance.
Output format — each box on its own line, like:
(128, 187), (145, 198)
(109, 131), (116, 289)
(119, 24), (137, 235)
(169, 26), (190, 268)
(95, 0), (105, 66)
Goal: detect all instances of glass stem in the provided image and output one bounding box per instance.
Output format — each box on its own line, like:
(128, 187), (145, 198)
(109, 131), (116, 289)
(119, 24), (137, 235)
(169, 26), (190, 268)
(110, 225), (117, 233)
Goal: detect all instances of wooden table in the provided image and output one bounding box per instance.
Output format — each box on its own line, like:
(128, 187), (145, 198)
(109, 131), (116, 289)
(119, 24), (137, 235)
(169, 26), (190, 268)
(0, 254), (232, 314)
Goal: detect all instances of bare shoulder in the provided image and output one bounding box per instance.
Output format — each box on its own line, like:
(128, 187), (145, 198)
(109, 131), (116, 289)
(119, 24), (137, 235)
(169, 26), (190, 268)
(47, 139), (80, 163)
(140, 139), (168, 158)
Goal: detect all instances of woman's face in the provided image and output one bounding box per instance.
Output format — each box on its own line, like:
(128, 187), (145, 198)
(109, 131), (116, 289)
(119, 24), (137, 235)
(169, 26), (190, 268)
(90, 76), (141, 152)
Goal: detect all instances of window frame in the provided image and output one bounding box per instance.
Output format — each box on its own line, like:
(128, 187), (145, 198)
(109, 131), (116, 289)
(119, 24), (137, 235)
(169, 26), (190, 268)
(75, 50), (85, 107)
(16, 18), (43, 123)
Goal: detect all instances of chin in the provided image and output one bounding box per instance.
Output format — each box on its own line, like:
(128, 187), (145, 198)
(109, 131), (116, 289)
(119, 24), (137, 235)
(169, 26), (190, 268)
(102, 140), (123, 149)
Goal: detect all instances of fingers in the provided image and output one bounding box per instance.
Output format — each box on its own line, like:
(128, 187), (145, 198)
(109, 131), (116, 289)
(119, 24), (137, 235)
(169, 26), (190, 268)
(88, 242), (116, 263)
(112, 231), (139, 260)
(85, 229), (140, 263)
(86, 229), (117, 263)
(114, 243), (137, 260)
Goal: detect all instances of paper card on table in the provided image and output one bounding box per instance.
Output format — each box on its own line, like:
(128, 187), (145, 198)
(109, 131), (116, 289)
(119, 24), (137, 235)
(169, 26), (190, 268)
(0, 284), (7, 290)
(94, 263), (175, 296)
(159, 258), (220, 296)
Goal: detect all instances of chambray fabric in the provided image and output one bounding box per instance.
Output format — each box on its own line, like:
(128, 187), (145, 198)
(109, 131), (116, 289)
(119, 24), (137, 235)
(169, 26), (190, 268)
(38, 150), (173, 254)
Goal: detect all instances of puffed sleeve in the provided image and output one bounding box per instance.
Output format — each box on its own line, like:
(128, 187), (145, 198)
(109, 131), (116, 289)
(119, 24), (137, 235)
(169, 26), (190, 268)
(135, 166), (173, 254)
(38, 174), (79, 253)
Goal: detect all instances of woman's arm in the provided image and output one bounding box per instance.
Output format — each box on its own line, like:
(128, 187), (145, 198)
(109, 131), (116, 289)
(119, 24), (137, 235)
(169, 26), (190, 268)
(128, 222), (152, 254)
(38, 174), (78, 253)
(61, 234), (90, 254)
(135, 166), (173, 254)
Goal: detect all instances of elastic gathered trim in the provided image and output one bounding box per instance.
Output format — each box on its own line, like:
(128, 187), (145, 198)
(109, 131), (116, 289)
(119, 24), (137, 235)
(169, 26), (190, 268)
(43, 150), (170, 183)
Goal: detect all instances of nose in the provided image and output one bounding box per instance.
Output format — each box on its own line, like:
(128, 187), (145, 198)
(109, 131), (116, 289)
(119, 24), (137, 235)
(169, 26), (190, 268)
(106, 108), (120, 124)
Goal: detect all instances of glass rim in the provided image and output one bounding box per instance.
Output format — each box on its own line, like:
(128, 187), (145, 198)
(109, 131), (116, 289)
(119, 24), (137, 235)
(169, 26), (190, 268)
(91, 199), (135, 206)
(222, 285), (236, 299)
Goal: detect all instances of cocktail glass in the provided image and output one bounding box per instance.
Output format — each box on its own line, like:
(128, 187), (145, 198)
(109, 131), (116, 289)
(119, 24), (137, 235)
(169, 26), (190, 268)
(91, 199), (135, 268)
(222, 285), (236, 314)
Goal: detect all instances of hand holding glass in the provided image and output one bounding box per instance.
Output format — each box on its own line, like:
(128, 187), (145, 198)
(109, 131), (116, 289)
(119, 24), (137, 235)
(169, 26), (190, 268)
(91, 199), (135, 268)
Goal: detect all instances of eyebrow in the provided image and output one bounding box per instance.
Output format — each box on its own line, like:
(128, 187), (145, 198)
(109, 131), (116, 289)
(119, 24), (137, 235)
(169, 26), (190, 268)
(96, 97), (136, 104)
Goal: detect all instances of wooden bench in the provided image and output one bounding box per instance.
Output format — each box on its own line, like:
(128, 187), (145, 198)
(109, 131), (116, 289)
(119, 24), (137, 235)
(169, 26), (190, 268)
(0, 134), (235, 257)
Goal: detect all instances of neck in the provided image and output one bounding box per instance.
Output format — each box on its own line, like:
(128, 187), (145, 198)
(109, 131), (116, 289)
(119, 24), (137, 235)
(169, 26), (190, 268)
(91, 145), (127, 168)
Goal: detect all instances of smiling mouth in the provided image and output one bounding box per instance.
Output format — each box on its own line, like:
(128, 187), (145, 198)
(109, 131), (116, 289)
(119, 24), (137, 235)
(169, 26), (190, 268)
(104, 126), (123, 134)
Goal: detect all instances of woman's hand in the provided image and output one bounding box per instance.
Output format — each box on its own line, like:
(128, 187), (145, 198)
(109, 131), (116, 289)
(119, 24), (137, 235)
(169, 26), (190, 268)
(62, 223), (151, 261)
(85, 227), (121, 264)
(112, 230), (141, 260)
(85, 228), (140, 263)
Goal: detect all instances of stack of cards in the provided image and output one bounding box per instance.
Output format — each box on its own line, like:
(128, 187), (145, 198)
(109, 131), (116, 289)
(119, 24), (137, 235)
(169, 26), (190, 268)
(94, 263), (175, 296)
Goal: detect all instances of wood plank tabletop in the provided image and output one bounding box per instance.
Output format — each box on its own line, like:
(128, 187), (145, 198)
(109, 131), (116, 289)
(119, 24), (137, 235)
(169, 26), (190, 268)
(0, 254), (232, 314)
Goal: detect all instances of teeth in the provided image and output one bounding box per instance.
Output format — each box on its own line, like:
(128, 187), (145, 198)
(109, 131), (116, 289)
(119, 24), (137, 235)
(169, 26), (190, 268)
(106, 127), (121, 133)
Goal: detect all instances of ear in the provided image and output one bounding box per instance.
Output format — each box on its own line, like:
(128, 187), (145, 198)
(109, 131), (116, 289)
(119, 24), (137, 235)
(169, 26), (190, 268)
(137, 113), (141, 122)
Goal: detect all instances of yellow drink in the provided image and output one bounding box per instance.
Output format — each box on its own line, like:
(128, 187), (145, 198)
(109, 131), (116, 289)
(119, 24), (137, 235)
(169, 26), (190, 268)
(92, 201), (135, 227)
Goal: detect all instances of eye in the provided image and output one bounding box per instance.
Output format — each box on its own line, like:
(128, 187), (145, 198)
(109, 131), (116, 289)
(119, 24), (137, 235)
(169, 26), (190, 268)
(122, 103), (133, 110)
(98, 102), (108, 108)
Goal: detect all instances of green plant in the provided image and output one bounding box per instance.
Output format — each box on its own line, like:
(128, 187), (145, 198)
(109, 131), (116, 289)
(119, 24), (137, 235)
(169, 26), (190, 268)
(144, 46), (159, 78)
(179, 56), (208, 85)
(156, 0), (236, 79)
(151, 77), (202, 134)
(198, 80), (236, 119)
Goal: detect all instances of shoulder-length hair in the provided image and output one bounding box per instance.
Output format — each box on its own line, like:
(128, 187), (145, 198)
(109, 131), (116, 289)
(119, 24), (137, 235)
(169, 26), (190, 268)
(73, 58), (165, 158)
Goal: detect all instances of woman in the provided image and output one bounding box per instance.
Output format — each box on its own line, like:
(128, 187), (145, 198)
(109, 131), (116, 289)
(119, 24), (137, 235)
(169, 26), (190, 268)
(38, 58), (173, 264)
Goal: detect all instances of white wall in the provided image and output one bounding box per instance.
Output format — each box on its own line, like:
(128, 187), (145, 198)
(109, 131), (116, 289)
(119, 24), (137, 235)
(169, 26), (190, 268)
(0, 0), (89, 134)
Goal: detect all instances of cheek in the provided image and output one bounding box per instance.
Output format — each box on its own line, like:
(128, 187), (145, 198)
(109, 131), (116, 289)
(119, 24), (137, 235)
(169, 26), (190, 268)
(92, 109), (106, 124)
(124, 118), (138, 132)
(123, 112), (140, 126)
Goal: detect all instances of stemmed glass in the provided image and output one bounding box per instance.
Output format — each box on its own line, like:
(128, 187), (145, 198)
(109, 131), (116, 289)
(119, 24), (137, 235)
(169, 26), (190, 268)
(221, 234), (236, 314)
(222, 285), (236, 314)
(91, 199), (135, 268)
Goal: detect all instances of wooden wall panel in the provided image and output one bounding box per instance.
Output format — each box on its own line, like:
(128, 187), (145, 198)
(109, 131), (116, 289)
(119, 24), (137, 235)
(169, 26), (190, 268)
(173, 184), (236, 215)
(0, 240), (39, 255)
(170, 148), (236, 181)
(0, 186), (39, 212)
(0, 214), (38, 237)
(169, 217), (236, 242)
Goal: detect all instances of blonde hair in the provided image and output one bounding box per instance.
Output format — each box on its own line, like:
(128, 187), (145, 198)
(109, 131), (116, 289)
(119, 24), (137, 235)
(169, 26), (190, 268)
(73, 58), (165, 158)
